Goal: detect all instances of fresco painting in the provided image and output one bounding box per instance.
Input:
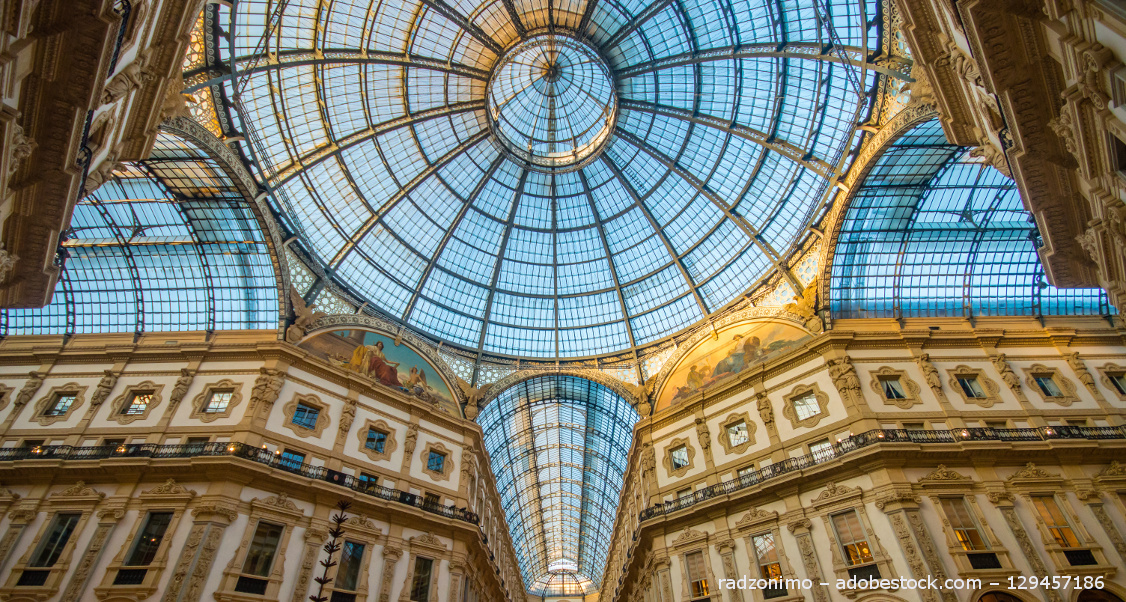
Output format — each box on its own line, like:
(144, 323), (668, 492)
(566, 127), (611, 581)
(656, 320), (808, 411)
(300, 328), (461, 417)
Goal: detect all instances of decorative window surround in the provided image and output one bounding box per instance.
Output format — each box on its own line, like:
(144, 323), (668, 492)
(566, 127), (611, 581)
(323, 516), (381, 601)
(1021, 365), (1079, 406)
(282, 394), (331, 439)
(420, 441), (453, 482)
(718, 412), (757, 455)
(357, 418), (398, 463)
(107, 381), (165, 425)
(927, 493), (1019, 578)
(93, 479), (196, 599)
(662, 437), (697, 479)
(189, 380), (244, 422)
(743, 524), (803, 602)
(398, 533), (447, 602)
(781, 383), (830, 429)
(809, 482), (896, 598)
(1097, 364), (1126, 401)
(867, 367), (922, 409)
(31, 384), (88, 426)
(945, 366), (1002, 408)
(213, 494), (305, 602)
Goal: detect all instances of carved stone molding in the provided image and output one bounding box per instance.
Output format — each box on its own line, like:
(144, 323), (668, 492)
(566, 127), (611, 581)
(734, 508), (778, 531)
(716, 411), (757, 455)
(781, 382), (831, 429)
(188, 379), (244, 422)
(52, 481), (106, 501)
(356, 418), (398, 463)
(661, 436), (697, 479)
(998, 506), (1062, 602)
(1096, 461), (1126, 479)
(142, 479), (196, 498)
(1097, 364), (1126, 402)
(31, 383), (88, 426)
(420, 441), (454, 482)
(945, 365), (1002, 408)
(106, 380), (165, 424)
(809, 481), (861, 507)
(868, 366), (923, 409)
(1021, 364), (1080, 406)
(1006, 462), (1060, 482)
(919, 465), (970, 483)
(671, 527), (708, 548)
(281, 393), (332, 439)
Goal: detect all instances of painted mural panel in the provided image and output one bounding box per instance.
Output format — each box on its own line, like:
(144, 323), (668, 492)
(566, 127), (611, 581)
(656, 320), (808, 411)
(300, 329), (461, 416)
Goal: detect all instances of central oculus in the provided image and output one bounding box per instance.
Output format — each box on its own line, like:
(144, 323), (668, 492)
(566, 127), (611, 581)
(487, 34), (617, 172)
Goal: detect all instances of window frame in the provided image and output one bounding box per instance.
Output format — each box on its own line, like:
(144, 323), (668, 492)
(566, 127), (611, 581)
(945, 366), (1002, 408)
(31, 383), (88, 426)
(95, 480), (195, 594)
(868, 367), (923, 409)
(189, 379), (245, 422)
(107, 381), (165, 424)
(356, 418), (398, 462)
(419, 441), (454, 481)
(718, 411), (756, 455)
(1021, 365), (1079, 406)
(782, 383), (830, 429)
(282, 394), (331, 438)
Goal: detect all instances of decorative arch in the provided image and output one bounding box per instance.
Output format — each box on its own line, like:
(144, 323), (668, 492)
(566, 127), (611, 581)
(477, 368), (640, 413)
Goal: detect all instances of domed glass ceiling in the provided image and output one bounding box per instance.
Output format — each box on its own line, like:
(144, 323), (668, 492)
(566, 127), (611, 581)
(212, 0), (884, 358)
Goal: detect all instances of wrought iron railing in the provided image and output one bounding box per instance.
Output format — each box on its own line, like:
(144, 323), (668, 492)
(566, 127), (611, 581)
(640, 426), (1126, 521)
(0, 441), (479, 524)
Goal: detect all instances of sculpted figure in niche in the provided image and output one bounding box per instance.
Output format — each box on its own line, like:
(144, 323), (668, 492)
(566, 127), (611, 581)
(250, 368), (285, 410)
(14, 372), (44, 407)
(90, 370), (117, 406)
(916, 354), (942, 392)
(992, 354), (1022, 391)
(1066, 353), (1098, 392)
(169, 368), (193, 406)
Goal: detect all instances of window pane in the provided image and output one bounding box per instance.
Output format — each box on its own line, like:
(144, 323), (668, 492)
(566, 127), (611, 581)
(366, 429), (387, 453)
(30, 514), (81, 567)
(793, 393), (820, 420)
(242, 521), (284, 576)
(726, 421), (748, 447)
(832, 511), (874, 566)
(292, 403), (319, 429)
(336, 541), (365, 591)
(122, 392), (154, 415)
(205, 390), (233, 412)
(125, 512), (173, 566)
(880, 377), (906, 399)
(427, 451), (445, 472)
(46, 394), (76, 416)
(1032, 496), (1080, 547)
(1035, 376), (1062, 397)
(410, 557), (433, 601)
(686, 550), (709, 597)
(1110, 374), (1126, 395)
(940, 498), (987, 550)
(958, 377), (985, 398)
(670, 445), (689, 469)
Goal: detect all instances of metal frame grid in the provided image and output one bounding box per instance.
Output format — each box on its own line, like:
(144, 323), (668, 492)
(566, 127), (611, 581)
(2, 133), (280, 335)
(830, 119), (1113, 319)
(477, 374), (639, 594)
(207, 0), (888, 359)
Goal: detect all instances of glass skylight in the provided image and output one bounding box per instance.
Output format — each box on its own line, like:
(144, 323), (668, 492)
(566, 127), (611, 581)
(477, 375), (639, 595)
(207, 0), (885, 358)
(831, 119), (1113, 318)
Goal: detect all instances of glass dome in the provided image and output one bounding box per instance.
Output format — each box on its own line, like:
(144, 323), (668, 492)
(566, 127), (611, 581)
(212, 0), (885, 358)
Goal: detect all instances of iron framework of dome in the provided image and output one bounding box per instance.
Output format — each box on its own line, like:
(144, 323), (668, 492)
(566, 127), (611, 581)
(477, 375), (639, 595)
(188, 0), (898, 359)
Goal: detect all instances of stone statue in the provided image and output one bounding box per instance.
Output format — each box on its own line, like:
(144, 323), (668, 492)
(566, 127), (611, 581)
(404, 424), (418, 453)
(7, 124), (35, 178)
(249, 368), (285, 411)
(695, 417), (711, 455)
(169, 368), (193, 406)
(0, 244), (18, 285)
(14, 371), (44, 408)
(285, 285), (326, 344)
(757, 393), (774, 429)
(915, 353), (943, 395)
(828, 357), (862, 400)
(783, 282), (824, 333)
(1067, 352), (1098, 394)
(90, 370), (118, 406)
(633, 378), (653, 416)
(456, 378), (484, 420)
(101, 54), (155, 105)
(640, 443), (656, 479)
(992, 354), (1023, 395)
(338, 400), (356, 436)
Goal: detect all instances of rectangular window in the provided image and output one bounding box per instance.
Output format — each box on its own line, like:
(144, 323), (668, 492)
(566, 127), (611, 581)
(1109, 373), (1126, 395)
(1031, 496), (1080, 548)
(832, 510), (875, 566)
(44, 393), (76, 417)
(292, 403), (319, 429)
(957, 376), (986, 398)
(726, 420), (749, 447)
(686, 550), (709, 599)
(121, 392), (154, 415)
(30, 513), (80, 567)
(670, 445), (690, 470)
(203, 390), (233, 413)
(792, 393), (820, 420)
(902, 422), (925, 430)
(752, 532), (787, 598)
(677, 488), (693, 502)
(357, 472), (378, 489)
(940, 498), (988, 551)
(879, 376), (906, 400)
(335, 541), (365, 591)
(427, 451), (445, 472)
(1034, 376), (1063, 397)
(410, 556), (433, 601)
(241, 521), (284, 576)
(810, 439), (835, 462)
(279, 450), (305, 472)
(737, 466), (755, 484)
(366, 428), (387, 453)
(423, 493), (440, 509)
(124, 512), (173, 566)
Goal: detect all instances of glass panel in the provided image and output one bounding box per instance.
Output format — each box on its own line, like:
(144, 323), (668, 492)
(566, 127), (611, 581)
(125, 512), (174, 566)
(410, 557), (433, 601)
(832, 511), (874, 566)
(204, 390), (233, 412)
(45, 394), (76, 417)
(670, 445), (689, 469)
(366, 429), (387, 453)
(1110, 374), (1126, 395)
(726, 421), (748, 447)
(686, 550), (709, 597)
(242, 521), (284, 576)
(30, 514), (81, 567)
(427, 451), (445, 472)
(279, 450), (305, 471)
(336, 541), (365, 591)
(793, 393), (820, 420)
(958, 377), (986, 398)
(879, 377), (906, 399)
(122, 392), (154, 415)
(292, 403), (320, 429)
(939, 498), (988, 551)
(1031, 496), (1080, 548)
(1034, 376), (1062, 397)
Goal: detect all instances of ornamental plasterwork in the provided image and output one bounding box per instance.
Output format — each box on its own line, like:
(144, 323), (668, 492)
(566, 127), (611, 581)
(662, 437), (697, 479)
(868, 367), (923, 409)
(142, 479), (197, 498)
(945, 365), (1002, 408)
(734, 508), (778, 531)
(106, 380), (165, 425)
(1096, 461), (1126, 479)
(671, 527), (708, 548)
(53, 481), (106, 500)
(781, 382), (831, 429)
(919, 465), (970, 482)
(1021, 364), (1080, 406)
(809, 482), (861, 507)
(31, 383), (88, 426)
(717, 411), (757, 455)
(303, 316), (466, 405)
(1006, 463), (1060, 482)
(1097, 364), (1126, 401)
(282, 394), (332, 439)
(650, 311), (811, 403)
(189, 379), (244, 422)
(356, 418), (398, 463)
(420, 441), (454, 482)
(0, 384), (12, 412)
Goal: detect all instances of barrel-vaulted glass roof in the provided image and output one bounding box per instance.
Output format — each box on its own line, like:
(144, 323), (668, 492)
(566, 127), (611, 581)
(2, 132), (280, 335)
(478, 375), (639, 595)
(201, 0), (889, 358)
(831, 119), (1113, 318)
